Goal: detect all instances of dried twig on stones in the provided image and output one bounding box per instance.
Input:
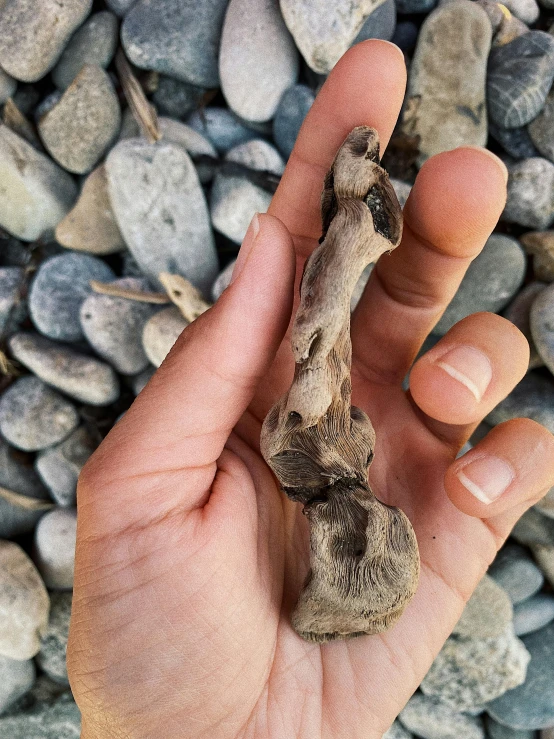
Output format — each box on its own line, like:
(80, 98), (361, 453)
(89, 280), (170, 304)
(115, 49), (160, 144)
(158, 272), (211, 322)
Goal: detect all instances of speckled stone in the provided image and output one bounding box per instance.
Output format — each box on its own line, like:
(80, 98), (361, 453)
(504, 158), (554, 230)
(0, 126), (77, 241)
(36, 592), (71, 685)
(487, 372), (554, 434)
(352, 0), (397, 43)
(383, 721), (413, 739)
(503, 282), (546, 370)
(530, 282), (554, 374)
(0, 0), (92, 82)
(122, 0), (229, 86)
(520, 231), (554, 282)
(211, 260), (236, 301)
(28, 253), (115, 343)
(0, 67), (16, 103)
(38, 65), (121, 175)
(0, 654), (35, 714)
(513, 595), (554, 637)
(489, 121), (539, 160)
(142, 306), (188, 368)
(528, 90), (554, 164)
(489, 544), (544, 604)
(152, 76), (206, 119)
(454, 574), (514, 639)
(0, 540), (49, 660)
(399, 693), (485, 739)
(0, 692), (80, 737)
(187, 107), (258, 153)
(34, 508), (76, 591)
(36, 427), (97, 507)
(273, 84), (315, 159)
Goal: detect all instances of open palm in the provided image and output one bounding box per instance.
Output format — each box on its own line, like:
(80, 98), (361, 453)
(67, 41), (554, 739)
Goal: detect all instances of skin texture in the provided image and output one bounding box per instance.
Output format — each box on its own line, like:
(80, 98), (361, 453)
(67, 41), (554, 739)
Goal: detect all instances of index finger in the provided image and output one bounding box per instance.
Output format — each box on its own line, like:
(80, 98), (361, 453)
(268, 40), (407, 247)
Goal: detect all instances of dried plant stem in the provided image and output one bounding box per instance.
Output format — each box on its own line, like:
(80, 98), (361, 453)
(115, 49), (160, 144)
(89, 280), (170, 304)
(158, 272), (211, 322)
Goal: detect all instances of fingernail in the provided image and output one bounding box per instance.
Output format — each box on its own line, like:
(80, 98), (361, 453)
(456, 455), (515, 504)
(463, 146), (509, 184)
(434, 345), (492, 402)
(231, 213), (261, 284)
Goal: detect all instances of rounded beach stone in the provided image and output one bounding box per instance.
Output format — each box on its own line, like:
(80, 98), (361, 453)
(487, 621), (554, 730)
(489, 121), (539, 161)
(488, 544), (544, 604)
(512, 508), (554, 548)
(504, 158), (554, 230)
(9, 331), (120, 406)
(80, 278), (160, 375)
(530, 282), (554, 373)
(0, 377), (79, 452)
(106, 0), (136, 15)
(391, 21), (419, 52)
(29, 253), (115, 342)
(142, 306), (188, 368)
(384, 721), (413, 739)
(152, 76), (206, 119)
(528, 90), (554, 163)
(220, 0), (299, 123)
(520, 231), (554, 282)
(433, 234), (526, 335)
(0, 266), (23, 334)
(501, 0), (540, 23)
(156, 117), (218, 183)
(535, 486), (554, 519)
(487, 372), (554, 434)
(130, 365), (155, 395)
(36, 591), (71, 685)
(513, 594), (554, 636)
(399, 693), (485, 739)
(486, 715), (537, 739)
(34, 508), (76, 590)
(211, 260), (236, 302)
(0, 67), (16, 103)
(0, 692), (81, 737)
(121, 0), (229, 87)
(503, 282), (546, 371)
(352, 0), (397, 43)
(396, 0), (437, 12)
(36, 426), (97, 507)
(0, 438), (48, 499)
(0, 126), (77, 241)
(52, 11), (118, 90)
(273, 84), (315, 159)
(106, 138), (218, 294)
(0, 654), (35, 713)
(0, 540), (49, 660)
(38, 65), (121, 175)
(454, 574), (513, 639)
(0, 0), (92, 82)
(534, 545), (554, 588)
(187, 107), (257, 153)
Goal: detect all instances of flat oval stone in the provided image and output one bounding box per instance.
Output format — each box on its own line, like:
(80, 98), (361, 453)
(454, 574), (514, 639)
(0, 654), (35, 714)
(273, 84), (315, 159)
(433, 234), (526, 335)
(399, 693), (485, 739)
(489, 121), (539, 160)
(80, 277), (162, 375)
(52, 11), (118, 90)
(0, 540), (49, 660)
(106, 138), (218, 294)
(501, 0), (540, 24)
(157, 118), (218, 184)
(487, 621), (554, 729)
(34, 508), (76, 590)
(29, 253), (115, 342)
(504, 158), (554, 230)
(520, 231), (554, 282)
(486, 715), (537, 739)
(9, 331), (120, 406)
(0, 376), (79, 452)
(36, 591), (71, 685)
(489, 544), (544, 604)
(503, 282), (546, 371)
(121, 0), (229, 87)
(534, 544), (554, 588)
(404, 1), (491, 165)
(0, 0), (92, 82)
(152, 76), (206, 119)
(0, 126), (77, 241)
(38, 65), (121, 174)
(35, 426), (97, 507)
(487, 32), (554, 129)
(187, 107), (258, 153)
(530, 282), (554, 374)
(513, 594), (554, 636)
(487, 372), (554, 434)
(352, 0), (397, 43)
(142, 306), (188, 367)
(106, 0), (136, 15)
(0, 438), (48, 499)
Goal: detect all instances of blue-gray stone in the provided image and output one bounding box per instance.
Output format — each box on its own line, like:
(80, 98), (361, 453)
(0, 438), (48, 500)
(352, 0), (397, 43)
(36, 592), (71, 685)
(530, 282), (554, 374)
(487, 32), (554, 129)
(501, 0), (539, 24)
(485, 714), (537, 739)
(513, 595), (554, 637)
(528, 89), (554, 164)
(29, 253), (114, 343)
(511, 508), (554, 548)
(487, 372), (554, 434)
(400, 693), (485, 739)
(187, 107), (257, 153)
(384, 721), (413, 738)
(487, 621), (554, 730)
(0, 692), (80, 737)
(35, 427), (97, 507)
(489, 121), (539, 160)
(273, 84), (315, 159)
(152, 76), (206, 119)
(503, 158), (554, 230)
(0, 267), (24, 334)
(396, 0), (438, 13)
(488, 544), (544, 604)
(0, 654), (35, 714)
(391, 21), (419, 52)
(503, 282), (546, 371)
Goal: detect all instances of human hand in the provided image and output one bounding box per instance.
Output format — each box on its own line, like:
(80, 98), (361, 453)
(67, 40), (554, 739)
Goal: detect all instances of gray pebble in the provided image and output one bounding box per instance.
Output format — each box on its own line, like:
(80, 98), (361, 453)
(489, 121), (540, 160)
(106, 0), (136, 15)
(0, 654), (35, 714)
(80, 278), (160, 375)
(29, 253), (115, 343)
(521, 231), (554, 283)
(487, 32), (554, 129)
(0, 266), (24, 334)
(504, 158), (554, 230)
(0, 0), (92, 82)
(0, 66), (16, 103)
(487, 372), (554, 434)
(156, 117), (218, 183)
(38, 65), (121, 175)
(513, 594), (554, 636)
(36, 591), (71, 685)
(34, 90), (63, 121)
(122, 0), (229, 87)
(0, 692), (80, 738)
(501, 0), (540, 24)
(391, 21), (419, 52)
(352, 0), (397, 43)
(454, 574), (514, 639)
(130, 365), (155, 395)
(142, 306), (188, 367)
(33, 508), (76, 590)
(52, 11), (118, 90)
(433, 234), (526, 335)
(0, 438), (48, 499)
(486, 715), (538, 739)
(0, 540), (49, 660)
(273, 84), (315, 159)
(512, 508), (554, 548)
(504, 282), (546, 371)
(9, 332), (120, 406)
(0, 126), (77, 241)
(0, 376), (79, 452)
(152, 76), (206, 120)
(535, 486), (554, 519)
(384, 721), (413, 739)
(211, 260), (236, 302)
(35, 427), (97, 507)
(534, 545), (554, 588)
(488, 544), (544, 604)
(396, 0), (438, 11)
(399, 693), (485, 739)
(187, 107), (258, 153)
(530, 282), (554, 374)
(529, 89), (554, 165)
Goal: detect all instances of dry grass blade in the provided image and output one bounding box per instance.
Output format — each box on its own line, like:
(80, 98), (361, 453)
(115, 48), (160, 144)
(0, 485), (54, 511)
(89, 280), (170, 304)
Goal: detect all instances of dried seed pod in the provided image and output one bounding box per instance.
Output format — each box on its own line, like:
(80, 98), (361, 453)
(261, 126), (420, 643)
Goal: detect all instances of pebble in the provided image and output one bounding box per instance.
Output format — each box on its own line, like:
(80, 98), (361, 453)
(486, 716), (538, 739)
(521, 231), (554, 282)
(0, 0), (92, 82)
(489, 121), (540, 160)
(273, 84), (315, 159)
(35, 427), (97, 507)
(453, 574), (514, 639)
(511, 508), (554, 548)
(0, 692), (80, 737)
(0, 126), (77, 242)
(142, 306), (188, 367)
(420, 625), (529, 711)
(0, 266), (24, 334)
(0, 377), (79, 452)
(534, 545), (554, 588)
(157, 117), (218, 183)
(488, 544), (544, 604)
(486, 372), (554, 434)
(106, 0), (136, 15)
(384, 721), (413, 739)
(504, 158), (554, 230)
(0, 67), (16, 103)
(529, 90), (554, 165)
(211, 260), (236, 301)
(487, 32), (554, 129)
(432, 234), (526, 335)
(487, 621), (554, 730)
(501, 0), (540, 23)
(0, 438), (48, 499)
(220, 0), (299, 123)
(52, 11), (119, 90)
(391, 21), (419, 52)
(38, 65), (121, 175)
(352, 0), (397, 43)
(106, 138), (218, 294)
(211, 139), (284, 243)
(9, 332), (120, 406)
(503, 282), (546, 371)
(0, 654), (35, 714)
(187, 107), (257, 153)
(404, 1), (491, 165)
(36, 592), (71, 685)
(80, 277), (160, 375)
(152, 76), (206, 120)
(0, 540), (49, 660)
(29, 253), (115, 343)
(391, 179), (412, 209)
(130, 365), (155, 395)
(33, 508), (76, 590)
(399, 693), (485, 739)
(396, 0), (437, 12)
(530, 282), (554, 374)
(536, 486), (554, 519)
(122, 0), (229, 87)
(55, 165), (125, 255)
(513, 595), (554, 636)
